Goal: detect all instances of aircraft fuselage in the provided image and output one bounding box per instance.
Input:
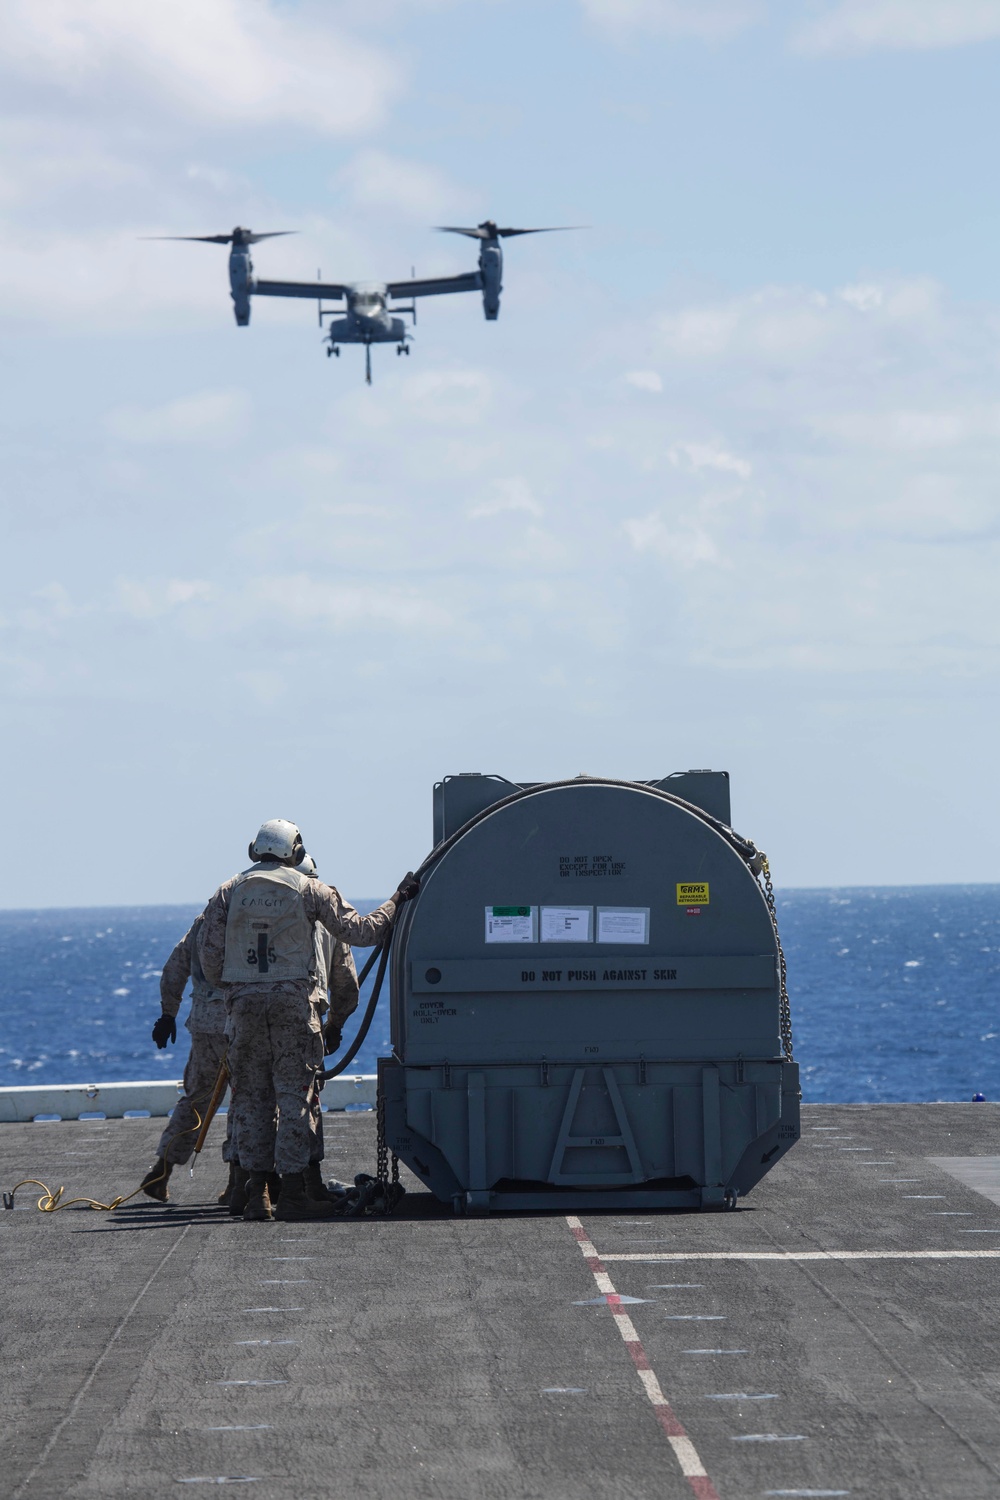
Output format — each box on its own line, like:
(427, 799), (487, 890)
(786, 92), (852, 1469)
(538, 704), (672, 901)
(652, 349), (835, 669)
(327, 284), (408, 347)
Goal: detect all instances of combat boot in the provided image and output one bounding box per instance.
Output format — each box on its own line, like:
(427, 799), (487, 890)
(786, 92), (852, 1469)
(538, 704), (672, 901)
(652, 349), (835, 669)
(140, 1157), (172, 1202)
(274, 1171), (336, 1220)
(243, 1170), (274, 1222)
(228, 1166), (250, 1217)
(218, 1161), (238, 1206)
(303, 1162), (345, 1203)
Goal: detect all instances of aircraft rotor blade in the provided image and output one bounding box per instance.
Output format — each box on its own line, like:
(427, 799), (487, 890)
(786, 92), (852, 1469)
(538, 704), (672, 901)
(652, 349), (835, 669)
(141, 234), (235, 243)
(435, 224), (584, 241)
(495, 226), (585, 238)
(140, 230), (297, 245)
(435, 226), (491, 239)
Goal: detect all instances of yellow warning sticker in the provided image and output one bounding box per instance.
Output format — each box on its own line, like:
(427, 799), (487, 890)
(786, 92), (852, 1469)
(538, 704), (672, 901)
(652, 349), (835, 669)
(676, 882), (710, 905)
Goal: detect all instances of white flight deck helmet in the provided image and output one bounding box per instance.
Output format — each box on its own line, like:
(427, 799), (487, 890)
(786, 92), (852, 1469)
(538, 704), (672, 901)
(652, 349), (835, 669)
(297, 853), (318, 877)
(248, 818), (307, 866)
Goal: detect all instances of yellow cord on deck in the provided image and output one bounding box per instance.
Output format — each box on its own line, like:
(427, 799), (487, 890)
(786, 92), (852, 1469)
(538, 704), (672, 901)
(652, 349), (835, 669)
(4, 1106), (205, 1214)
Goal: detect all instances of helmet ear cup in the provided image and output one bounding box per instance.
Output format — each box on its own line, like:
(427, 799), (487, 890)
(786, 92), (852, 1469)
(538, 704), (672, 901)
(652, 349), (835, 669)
(248, 841), (260, 863)
(291, 837), (305, 867)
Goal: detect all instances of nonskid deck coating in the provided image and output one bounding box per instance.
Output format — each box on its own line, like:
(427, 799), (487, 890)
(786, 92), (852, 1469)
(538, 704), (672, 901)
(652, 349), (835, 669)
(3, 1103), (1000, 1499)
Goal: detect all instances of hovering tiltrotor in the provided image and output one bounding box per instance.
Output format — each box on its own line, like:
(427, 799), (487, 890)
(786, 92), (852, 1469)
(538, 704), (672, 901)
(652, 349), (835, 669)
(148, 221), (579, 383)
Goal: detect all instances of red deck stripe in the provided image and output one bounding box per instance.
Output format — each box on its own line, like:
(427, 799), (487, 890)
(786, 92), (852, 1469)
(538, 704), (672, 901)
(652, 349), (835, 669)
(566, 1216), (722, 1500)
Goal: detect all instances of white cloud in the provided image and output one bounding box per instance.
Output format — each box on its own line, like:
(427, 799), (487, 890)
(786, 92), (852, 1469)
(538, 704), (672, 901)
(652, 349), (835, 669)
(116, 578), (212, 618)
(812, 405), (1000, 451)
(624, 370), (663, 393)
(579, 0), (762, 41)
(656, 279), (944, 369)
(338, 149), (468, 222)
(105, 389), (250, 446)
(670, 441), (751, 480)
(623, 511), (724, 568)
(794, 0), (1000, 54)
(0, 0), (397, 135)
(666, 289), (835, 362)
(839, 283), (884, 312)
(257, 575), (455, 633)
(469, 477), (544, 519)
(400, 367), (494, 425)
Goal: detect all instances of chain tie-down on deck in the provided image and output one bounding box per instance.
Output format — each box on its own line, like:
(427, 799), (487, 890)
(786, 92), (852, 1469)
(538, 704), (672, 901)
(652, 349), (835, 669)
(757, 854), (793, 1062)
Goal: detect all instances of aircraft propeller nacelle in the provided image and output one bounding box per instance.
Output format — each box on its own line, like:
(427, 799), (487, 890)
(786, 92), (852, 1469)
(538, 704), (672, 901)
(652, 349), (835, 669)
(143, 225), (297, 328)
(437, 219), (582, 323)
(229, 243), (252, 326)
(478, 238), (503, 321)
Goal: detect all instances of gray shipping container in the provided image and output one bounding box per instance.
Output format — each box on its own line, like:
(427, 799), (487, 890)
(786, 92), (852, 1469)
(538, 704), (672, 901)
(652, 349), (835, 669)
(383, 774), (799, 1213)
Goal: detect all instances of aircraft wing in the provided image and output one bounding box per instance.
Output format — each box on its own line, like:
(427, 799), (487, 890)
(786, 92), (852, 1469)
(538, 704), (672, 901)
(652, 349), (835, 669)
(386, 272), (482, 300)
(252, 278), (349, 300)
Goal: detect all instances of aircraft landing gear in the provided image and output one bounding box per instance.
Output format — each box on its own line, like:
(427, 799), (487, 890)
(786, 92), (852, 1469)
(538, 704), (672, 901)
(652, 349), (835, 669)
(396, 344), (411, 357)
(327, 345), (340, 358)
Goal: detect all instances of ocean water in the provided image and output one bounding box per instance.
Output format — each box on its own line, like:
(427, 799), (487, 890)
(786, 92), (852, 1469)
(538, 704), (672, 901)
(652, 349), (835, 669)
(0, 886), (997, 1102)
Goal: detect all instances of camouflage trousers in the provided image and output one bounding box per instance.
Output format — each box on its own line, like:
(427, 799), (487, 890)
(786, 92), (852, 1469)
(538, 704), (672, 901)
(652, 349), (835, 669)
(227, 989), (324, 1175)
(227, 1077), (326, 1165)
(156, 1029), (233, 1167)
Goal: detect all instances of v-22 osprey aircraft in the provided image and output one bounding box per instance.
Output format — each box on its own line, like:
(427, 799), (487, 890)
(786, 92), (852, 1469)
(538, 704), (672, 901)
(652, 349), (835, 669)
(151, 221), (578, 383)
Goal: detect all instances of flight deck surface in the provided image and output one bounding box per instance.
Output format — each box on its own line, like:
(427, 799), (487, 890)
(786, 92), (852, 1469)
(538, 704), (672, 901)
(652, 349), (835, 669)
(4, 1102), (1000, 1499)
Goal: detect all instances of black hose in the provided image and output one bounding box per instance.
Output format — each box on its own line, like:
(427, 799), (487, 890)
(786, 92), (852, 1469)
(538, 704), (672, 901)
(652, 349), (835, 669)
(321, 914), (397, 1081)
(321, 776), (763, 1082)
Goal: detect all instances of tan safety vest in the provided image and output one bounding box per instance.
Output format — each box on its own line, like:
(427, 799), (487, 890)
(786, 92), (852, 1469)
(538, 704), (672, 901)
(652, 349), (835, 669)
(221, 864), (315, 984)
(188, 914), (227, 1031)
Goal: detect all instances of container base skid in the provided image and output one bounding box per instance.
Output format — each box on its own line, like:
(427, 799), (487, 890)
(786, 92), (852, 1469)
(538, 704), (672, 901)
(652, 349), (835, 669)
(379, 1055), (800, 1214)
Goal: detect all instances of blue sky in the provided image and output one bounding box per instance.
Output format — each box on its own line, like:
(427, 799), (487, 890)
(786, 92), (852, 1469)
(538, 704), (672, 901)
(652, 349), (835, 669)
(3, 0), (1000, 906)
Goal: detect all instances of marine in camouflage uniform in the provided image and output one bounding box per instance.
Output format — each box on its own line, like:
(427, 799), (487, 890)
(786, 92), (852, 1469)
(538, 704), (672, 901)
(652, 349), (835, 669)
(141, 912), (231, 1202)
(229, 926), (360, 1203)
(199, 847), (399, 1221)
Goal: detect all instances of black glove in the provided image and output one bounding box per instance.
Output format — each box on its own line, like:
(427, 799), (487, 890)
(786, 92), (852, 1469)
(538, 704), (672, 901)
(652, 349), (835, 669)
(396, 872), (420, 902)
(152, 1014), (177, 1049)
(323, 1022), (342, 1055)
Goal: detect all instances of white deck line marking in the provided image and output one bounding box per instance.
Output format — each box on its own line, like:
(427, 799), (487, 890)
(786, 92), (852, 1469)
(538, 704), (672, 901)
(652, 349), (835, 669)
(601, 1249), (1000, 1262)
(214, 1381), (287, 1387)
(566, 1215), (720, 1500)
(703, 1393), (779, 1400)
(732, 1433), (805, 1442)
(11, 1223), (193, 1500)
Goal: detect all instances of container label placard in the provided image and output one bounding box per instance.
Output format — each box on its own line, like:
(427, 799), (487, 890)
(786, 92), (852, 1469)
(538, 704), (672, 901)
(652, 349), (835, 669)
(596, 907), (650, 944)
(540, 906), (593, 942)
(676, 882), (709, 905)
(485, 906), (537, 943)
